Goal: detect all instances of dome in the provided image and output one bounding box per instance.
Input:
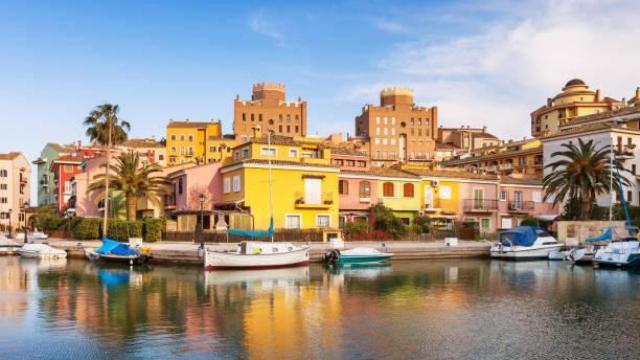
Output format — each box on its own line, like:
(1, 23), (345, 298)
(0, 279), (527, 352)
(564, 78), (586, 88)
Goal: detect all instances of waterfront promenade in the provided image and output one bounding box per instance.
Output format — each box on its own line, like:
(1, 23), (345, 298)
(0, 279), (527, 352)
(47, 239), (491, 265)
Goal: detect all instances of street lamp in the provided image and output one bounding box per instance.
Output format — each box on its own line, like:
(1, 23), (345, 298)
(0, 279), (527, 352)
(8, 209), (12, 237)
(198, 193), (206, 250)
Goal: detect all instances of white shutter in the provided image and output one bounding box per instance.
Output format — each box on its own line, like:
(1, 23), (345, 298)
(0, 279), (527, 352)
(532, 191), (541, 203)
(304, 178), (322, 204)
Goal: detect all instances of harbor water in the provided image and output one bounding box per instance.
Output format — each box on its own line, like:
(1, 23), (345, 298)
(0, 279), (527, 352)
(1, 257), (640, 359)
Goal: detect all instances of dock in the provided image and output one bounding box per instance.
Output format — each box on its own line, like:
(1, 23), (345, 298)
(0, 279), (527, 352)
(47, 239), (491, 265)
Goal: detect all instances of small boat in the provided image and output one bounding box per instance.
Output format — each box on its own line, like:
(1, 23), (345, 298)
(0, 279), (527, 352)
(0, 233), (20, 255)
(205, 241), (310, 270)
(323, 247), (393, 265)
(85, 237), (150, 265)
(548, 249), (570, 261)
(17, 243), (67, 259)
(14, 229), (49, 243)
(593, 228), (640, 267)
(490, 226), (563, 260)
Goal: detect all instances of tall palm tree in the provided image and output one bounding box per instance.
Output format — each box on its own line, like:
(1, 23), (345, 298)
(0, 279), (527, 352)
(89, 151), (168, 222)
(83, 103), (130, 234)
(543, 138), (628, 220)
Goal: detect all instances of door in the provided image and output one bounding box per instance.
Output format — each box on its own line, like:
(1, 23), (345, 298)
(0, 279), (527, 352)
(424, 186), (434, 208)
(473, 188), (484, 209)
(399, 134), (407, 161)
(304, 178), (322, 204)
(501, 217), (513, 229)
(513, 191), (523, 210)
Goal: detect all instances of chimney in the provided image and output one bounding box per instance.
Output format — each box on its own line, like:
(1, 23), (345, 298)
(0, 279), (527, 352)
(636, 87), (640, 98)
(595, 89), (601, 102)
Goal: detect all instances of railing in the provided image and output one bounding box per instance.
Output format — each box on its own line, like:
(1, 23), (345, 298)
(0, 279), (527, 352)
(295, 192), (334, 207)
(498, 163), (513, 170)
(463, 199), (498, 212)
(424, 199), (441, 210)
(508, 201), (535, 212)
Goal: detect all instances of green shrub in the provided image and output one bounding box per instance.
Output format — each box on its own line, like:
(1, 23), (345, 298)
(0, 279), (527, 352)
(344, 220), (369, 236)
(371, 204), (408, 239)
(413, 215), (432, 235)
(143, 218), (165, 242)
(31, 205), (65, 232)
(71, 218), (102, 240)
(107, 220), (143, 242)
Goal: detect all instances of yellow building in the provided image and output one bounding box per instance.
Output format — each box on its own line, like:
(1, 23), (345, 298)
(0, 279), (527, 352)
(166, 119), (236, 165)
(370, 167), (421, 222)
(218, 135), (339, 230)
(531, 79), (621, 137)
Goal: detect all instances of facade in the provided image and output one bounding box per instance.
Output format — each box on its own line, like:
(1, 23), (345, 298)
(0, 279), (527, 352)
(542, 121), (640, 207)
(437, 126), (500, 153)
(166, 120), (235, 166)
(32, 143), (76, 206)
(50, 155), (85, 211)
(531, 79), (621, 137)
(440, 138), (543, 176)
(233, 83), (307, 143)
(333, 149), (378, 226)
(355, 88), (438, 164)
(118, 138), (167, 166)
(498, 177), (559, 229)
(218, 135), (339, 231)
(0, 153), (31, 232)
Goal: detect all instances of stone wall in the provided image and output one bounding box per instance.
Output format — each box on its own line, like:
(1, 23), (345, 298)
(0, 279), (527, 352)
(556, 221), (625, 245)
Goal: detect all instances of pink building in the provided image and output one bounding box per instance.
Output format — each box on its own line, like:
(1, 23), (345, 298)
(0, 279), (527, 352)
(332, 149), (378, 226)
(497, 177), (560, 229)
(69, 156), (104, 217)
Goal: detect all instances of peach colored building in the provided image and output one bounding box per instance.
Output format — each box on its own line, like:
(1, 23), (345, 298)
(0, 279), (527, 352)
(332, 149), (379, 226)
(355, 88), (438, 164)
(234, 83), (307, 143)
(0, 152), (31, 232)
(497, 177), (560, 229)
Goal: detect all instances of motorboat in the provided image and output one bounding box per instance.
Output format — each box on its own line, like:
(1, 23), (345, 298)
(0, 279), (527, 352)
(548, 249), (570, 261)
(566, 227), (615, 264)
(14, 229), (49, 243)
(323, 247), (393, 265)
(0, 233), (20, 255)
(490, 226), (563, 260)
(17, 243), (67, 259)
(594, 239), (640, 267)
(85, 237), (151, 265)
(205, 241), (310, 270)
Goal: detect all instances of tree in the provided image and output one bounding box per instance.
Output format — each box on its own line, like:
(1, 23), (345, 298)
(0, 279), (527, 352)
(543, 138), (628, 220)
(83, 103), (130, 234)
(371, 204), (407, 239)
(89, 151), (168, 222)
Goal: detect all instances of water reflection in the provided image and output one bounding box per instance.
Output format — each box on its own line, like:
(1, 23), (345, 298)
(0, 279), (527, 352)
(1, 258), (640, 359)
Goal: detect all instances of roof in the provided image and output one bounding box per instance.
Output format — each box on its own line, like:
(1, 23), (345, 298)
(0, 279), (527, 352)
(341, 167), (419, 179)
(560, 106), (640, 128)
(249, 134), (300, 146)
(47, 142), (76, 153)
(441, 146), (542, 166)
(329, 147), (368, 157)
(0, 152), (22, 160)
(472, 132), (499, 140)
(54, 155), (84, 163)
(121, 138), (164, 148)
(402, 167), (499, 180)
(564, 78), (586, 88)
(435, 142), (459, 150)
(167, 120), (219, 129)
(223, 158), (338, 169)
(500, 176), (542, 186)
(544, 121), (640, 141)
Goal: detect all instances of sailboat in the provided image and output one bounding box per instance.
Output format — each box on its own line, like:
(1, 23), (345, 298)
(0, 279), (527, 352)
(204, 132), (310, 270)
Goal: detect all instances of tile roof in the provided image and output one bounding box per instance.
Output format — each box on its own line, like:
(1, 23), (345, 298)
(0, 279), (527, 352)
(402, 167), (499, 180)
(121, 138), (164, 148)
(342, 167), (419, 179)
(0, 152), (22, 160)
(543, 121), (640, 140)
(224, 158), (338, 169)
(329, 147), (369, 156)
(500, 176), (543, 185)
(167, 121), (219, 129)
(560, 106), (640, 128)
(54, 155), (85, 163)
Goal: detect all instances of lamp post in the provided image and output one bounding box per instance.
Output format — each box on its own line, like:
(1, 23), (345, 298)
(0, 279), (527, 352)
(198, 193), (205, 250)
(8, 208), (12, 237)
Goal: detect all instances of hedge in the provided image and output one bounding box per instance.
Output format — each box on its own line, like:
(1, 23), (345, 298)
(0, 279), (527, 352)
(143, 218), (164, 242)
(107, 220), (143, 242)
(71, 218), (102, 240)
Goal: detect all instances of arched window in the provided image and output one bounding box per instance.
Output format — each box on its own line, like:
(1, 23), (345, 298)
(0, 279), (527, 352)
(403, 183), (414, 197)
(339, 180), (349, 195)
(383, 182), (394, 197)
(359, 181), (371, 197)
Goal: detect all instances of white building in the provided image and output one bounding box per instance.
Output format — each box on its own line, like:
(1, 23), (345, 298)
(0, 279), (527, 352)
(542, 122), (640, 207)
(0, 152), (31, 232)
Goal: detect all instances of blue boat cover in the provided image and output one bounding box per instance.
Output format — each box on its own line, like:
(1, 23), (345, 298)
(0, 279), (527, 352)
(586, 227), (613, 243)
(96, 237), (139, 256)
(500, 226), (543, 247)
(228, 217), (274, 238)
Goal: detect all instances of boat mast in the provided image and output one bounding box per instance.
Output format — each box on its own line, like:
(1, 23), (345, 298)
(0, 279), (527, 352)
(267, 130), (274, 243)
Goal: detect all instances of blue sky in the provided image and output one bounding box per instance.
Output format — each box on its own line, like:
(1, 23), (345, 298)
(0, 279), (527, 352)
(2, 0), (640, 200)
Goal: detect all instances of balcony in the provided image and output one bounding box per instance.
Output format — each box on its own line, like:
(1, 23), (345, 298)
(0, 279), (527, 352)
(615, 144), (635, 160)
(295, 192), (333, 209)
(484, 165), (498, 173)
(423, 199), (441, 212)
(463, 199), (498, 213)
(508, 201), (535, 213)
(498, 163), (513, 171)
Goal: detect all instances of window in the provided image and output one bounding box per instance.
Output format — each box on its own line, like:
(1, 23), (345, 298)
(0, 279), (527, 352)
(289, 149), (298, 158)
(499, 191), (508, 201)
(383, 182), (394, 197)
(0, 184), (6, 190)
(286, 214), (301, 229)
(391, 138), (396, 145)
(376, 128), (380, 135)
(251, 114), (255, 122)
(633, 164), (637, 175)
(260, 147), (276, 157)
(178, 178), (183, 194)
(532, 191), (542, 203)
(0, 197), (7, 203)
(439, 186), (452, 199)
(232, 175), (241, 192)
(376, 117), (380, 124)
(339, 180), (349, 195)
(295, 125), (299, 133)
(242, 148), (249, 158)
(171, 135), (176, 141)
(279, 125), (283, 132)
(403, 183), (414, 197)
(242, 113), (246, 121)
(286, 114), (291, 122)
(188, 135), (193, 142)
(159, 155), (164, 161)
(209, 146), (215, 152)
(171, 146), (176, 154)
(287, 125), (291, 133)
(223, 178), (231, 193)
(316, 215), (330, 228)
(480, 218), (490, 230)
(375, 138), (380, 145)
(304, 178), (322, 204)
(259, 114), (263, 122)
(180, 135), (184, 141)
(628, 191), (633, 203)
(359, 181), (371, 197)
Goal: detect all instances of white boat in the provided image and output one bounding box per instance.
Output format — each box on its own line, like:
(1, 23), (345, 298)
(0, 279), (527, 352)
(491, 226), (563, 260)
(594, 238), (640, 267)
(0, 233), (20, 255)
(204, 267), (310, 287)
(566, 247), (595, 264)
(17, 243), (67, 259)
(548, 249), (570, 261)
(14, 230), (49, 243)
(205, 241), (310, 270)
(323, 247), (393, 265)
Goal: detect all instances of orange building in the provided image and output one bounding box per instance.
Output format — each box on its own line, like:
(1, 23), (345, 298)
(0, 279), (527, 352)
(233, 82), (307, 143)
(355, 88), (438, 164)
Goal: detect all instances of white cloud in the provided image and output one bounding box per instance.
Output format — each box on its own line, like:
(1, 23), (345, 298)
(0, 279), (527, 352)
(248, 11), (285, 46)
(351, 0), (640, 140)
(373, 19), (406, 33)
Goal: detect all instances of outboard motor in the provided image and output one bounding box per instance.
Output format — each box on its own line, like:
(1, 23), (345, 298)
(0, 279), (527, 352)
(322, 249), (341, 264)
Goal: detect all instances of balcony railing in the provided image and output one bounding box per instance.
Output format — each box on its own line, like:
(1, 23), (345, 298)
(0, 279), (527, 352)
(498, 163), (513, 170)
(424, 199), (441, 211)
(463, 199), (498, 212)
(508, 201), (535, 212)
(295, 192), (333, 208)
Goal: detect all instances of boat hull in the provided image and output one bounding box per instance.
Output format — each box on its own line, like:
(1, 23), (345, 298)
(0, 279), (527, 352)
(85, 249), (149, 265)
(205, 246), (310, 270)
(594, 241), (640, 267)
(339, 254), (393, 264)
(490, 244), (563, 260)
(17, 244), (67, 259)
(567, 248), (594, 264)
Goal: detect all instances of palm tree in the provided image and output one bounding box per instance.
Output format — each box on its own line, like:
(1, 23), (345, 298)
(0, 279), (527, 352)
(543, 138), (629, 220)
(89, 151), (168, 222)
(83, 103), (130, 234)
